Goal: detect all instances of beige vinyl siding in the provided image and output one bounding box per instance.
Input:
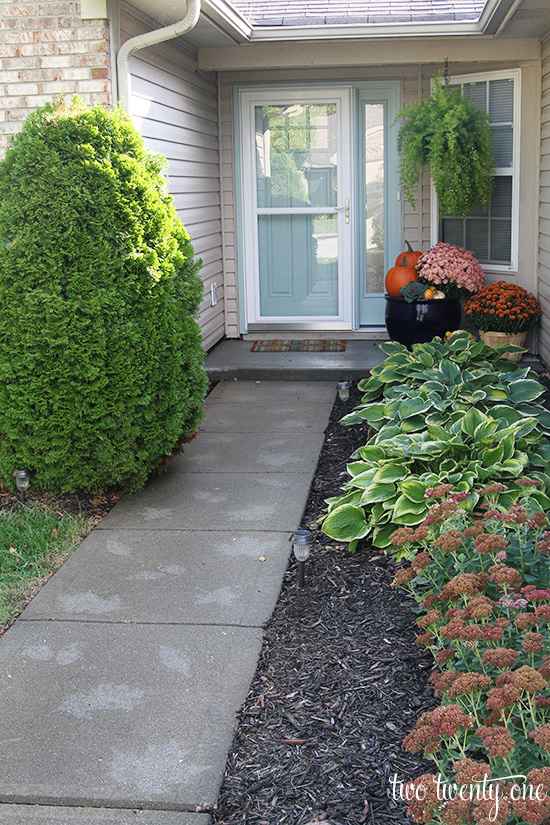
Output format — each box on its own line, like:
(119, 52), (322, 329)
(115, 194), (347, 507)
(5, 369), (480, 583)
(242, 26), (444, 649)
(539, 36), (550, 367)
(120, 5), (224, 351)
(219, 73), (238, 337)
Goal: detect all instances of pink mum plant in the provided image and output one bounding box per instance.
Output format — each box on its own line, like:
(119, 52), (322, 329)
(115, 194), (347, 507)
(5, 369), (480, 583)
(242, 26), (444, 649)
(417, 241), (485, 297)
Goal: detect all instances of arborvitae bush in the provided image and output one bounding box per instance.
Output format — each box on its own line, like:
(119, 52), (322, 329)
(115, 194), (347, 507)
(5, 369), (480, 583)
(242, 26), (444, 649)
(0, 99), (208, 493)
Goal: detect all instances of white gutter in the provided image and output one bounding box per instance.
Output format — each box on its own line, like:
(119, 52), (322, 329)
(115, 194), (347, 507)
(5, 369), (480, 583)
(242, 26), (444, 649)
(491, 0), (523, 36)
(117, 0), (201, 110)
(478, 0), (517, 34)
(201, 0), (252, 42)
(247, 19), (483, 41)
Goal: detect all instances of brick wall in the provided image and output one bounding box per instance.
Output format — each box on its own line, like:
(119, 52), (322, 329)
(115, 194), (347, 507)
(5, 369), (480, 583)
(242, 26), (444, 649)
(0, 0), (113, 156)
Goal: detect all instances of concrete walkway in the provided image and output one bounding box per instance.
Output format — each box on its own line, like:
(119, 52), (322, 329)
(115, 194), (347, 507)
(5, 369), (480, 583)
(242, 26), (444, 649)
(0, 380), (336, 823)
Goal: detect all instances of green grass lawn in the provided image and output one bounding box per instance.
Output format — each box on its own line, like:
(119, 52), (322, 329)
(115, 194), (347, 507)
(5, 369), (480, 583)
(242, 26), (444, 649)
(0, 501), (88, 632)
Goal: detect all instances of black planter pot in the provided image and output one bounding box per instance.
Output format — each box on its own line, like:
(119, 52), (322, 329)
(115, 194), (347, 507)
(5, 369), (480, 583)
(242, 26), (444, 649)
(385, 295), (462, 348)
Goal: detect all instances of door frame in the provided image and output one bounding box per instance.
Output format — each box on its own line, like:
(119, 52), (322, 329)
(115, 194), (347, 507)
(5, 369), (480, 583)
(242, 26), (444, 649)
(237, 85), (353, 331)
(234, 82), (401, 333)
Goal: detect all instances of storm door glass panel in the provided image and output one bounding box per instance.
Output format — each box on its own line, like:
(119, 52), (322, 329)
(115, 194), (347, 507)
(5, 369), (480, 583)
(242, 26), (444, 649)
(364, 103), (385, 294)
(356, 81), (401, 327)
(255, 103), (339, 317)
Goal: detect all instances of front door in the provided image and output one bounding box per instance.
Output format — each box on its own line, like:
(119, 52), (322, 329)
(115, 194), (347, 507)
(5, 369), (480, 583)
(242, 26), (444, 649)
(238, 83), (401, 331)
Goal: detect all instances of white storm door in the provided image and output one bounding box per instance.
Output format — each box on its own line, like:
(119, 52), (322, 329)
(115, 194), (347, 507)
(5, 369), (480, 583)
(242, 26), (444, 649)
(240, 88), (353, 330)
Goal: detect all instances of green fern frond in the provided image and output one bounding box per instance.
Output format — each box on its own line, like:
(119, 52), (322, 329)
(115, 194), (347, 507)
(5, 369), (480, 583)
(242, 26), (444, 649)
(396, 74), (494, 218)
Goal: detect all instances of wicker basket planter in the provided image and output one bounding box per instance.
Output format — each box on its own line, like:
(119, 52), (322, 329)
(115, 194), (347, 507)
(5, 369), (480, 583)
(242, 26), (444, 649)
(478, 330), (527, 362)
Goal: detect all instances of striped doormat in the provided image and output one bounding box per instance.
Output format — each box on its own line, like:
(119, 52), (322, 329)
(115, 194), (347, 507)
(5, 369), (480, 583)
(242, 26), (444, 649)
(250, 339), (346, 352)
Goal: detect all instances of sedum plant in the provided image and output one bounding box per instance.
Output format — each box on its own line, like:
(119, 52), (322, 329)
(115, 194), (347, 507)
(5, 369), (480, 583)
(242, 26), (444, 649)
(392, 482), (550, 823)
(0, 100), (208, 493)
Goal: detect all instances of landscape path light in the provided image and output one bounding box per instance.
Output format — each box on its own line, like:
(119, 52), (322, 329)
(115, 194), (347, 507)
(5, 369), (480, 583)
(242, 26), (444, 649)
(289, 529), (314, 587)
(13, 468), (30, 504)
(337, 380), (351, 416)
(337, 380), (351, 403)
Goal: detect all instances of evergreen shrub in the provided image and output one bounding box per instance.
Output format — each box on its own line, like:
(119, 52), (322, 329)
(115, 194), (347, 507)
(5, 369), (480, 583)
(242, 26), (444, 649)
(0, 99), (208, 493)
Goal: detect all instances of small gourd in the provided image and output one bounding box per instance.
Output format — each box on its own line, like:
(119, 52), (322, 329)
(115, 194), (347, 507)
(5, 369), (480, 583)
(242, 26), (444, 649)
(423, 286), (436, 299)
(433, 290), (446, 299)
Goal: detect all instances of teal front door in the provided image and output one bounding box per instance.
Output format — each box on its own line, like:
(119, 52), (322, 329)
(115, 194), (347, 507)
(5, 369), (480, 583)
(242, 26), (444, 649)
(238, 83), (401, 331)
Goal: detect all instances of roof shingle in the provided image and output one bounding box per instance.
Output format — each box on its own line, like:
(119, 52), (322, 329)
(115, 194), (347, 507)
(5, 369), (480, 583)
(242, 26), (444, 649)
(230, 0), (486, 26)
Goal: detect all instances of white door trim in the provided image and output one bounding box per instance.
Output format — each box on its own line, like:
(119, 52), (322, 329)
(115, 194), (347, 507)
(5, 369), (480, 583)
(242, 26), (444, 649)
(238, 86), (353, 330)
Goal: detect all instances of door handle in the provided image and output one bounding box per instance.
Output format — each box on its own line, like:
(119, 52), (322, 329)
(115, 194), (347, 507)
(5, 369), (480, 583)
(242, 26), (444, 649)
(335, 199), (350, 224)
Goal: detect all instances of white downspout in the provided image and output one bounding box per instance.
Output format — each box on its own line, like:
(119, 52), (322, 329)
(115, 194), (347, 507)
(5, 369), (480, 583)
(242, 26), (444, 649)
(117, 0), (201, 110)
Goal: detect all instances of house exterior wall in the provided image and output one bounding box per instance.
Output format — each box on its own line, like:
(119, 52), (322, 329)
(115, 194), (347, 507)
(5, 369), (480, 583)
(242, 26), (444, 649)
(0, 0), (111, 158)
(0, 2), (224, 351)
(120, 5), (225, 351)
(539, 35), (550, 368)
(220, 65), (425, 338)
(221, 56), (541, 338)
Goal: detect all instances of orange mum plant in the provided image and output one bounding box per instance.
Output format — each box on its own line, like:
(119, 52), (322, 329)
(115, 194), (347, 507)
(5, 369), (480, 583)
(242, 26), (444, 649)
(464, 281), (542, 334)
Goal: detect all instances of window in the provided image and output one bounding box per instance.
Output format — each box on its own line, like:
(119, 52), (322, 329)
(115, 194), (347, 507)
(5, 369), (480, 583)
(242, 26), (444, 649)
(435, 70), (520, 272)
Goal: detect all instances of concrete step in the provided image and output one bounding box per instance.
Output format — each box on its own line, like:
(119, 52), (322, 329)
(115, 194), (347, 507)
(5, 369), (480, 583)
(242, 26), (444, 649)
(204, 339), (387, 382)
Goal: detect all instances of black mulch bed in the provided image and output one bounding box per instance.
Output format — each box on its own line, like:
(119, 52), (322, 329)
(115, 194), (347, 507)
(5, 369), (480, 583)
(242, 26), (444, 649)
(0, 489), (120, 524)
(213, 384), (438, 825)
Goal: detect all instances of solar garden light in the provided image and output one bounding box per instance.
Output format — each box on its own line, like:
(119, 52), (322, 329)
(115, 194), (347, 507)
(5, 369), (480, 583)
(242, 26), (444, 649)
(337, 380), (351, 416)
(289, 529), (314, 587)
(13, 468), (30, 504)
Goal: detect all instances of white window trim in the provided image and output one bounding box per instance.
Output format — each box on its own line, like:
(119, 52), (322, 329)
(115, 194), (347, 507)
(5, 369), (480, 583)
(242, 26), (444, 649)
(429, 68), (521, 274)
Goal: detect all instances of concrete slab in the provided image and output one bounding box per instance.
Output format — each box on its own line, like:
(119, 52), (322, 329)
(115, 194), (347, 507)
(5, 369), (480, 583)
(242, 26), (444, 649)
(0, 622), (262, 810)
(204, 339), (386, 382)
(169, 431), (325, 475)
(0, 806), (208, 824)
(20, 530), (291, 626)
(96, 472), (314, 532)
(200, 401), (330, 433)
(208, 380), (336, 404)
(0, 379), (336, 820)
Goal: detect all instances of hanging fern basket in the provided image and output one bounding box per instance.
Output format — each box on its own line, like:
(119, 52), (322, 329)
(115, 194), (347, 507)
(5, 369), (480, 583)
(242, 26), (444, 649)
(396, 74), (495, 219)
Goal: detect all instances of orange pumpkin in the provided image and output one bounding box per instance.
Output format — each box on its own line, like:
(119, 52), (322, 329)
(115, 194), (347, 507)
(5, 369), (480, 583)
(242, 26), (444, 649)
(385, 255), (418, 297)
(395, 240), (421, 269)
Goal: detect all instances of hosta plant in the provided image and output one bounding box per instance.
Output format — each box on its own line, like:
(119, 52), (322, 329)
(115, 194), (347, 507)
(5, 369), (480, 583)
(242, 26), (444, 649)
(353, 334), (545, 412)
(321, 410), (549, 551)
(320, 334), (550, 550)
